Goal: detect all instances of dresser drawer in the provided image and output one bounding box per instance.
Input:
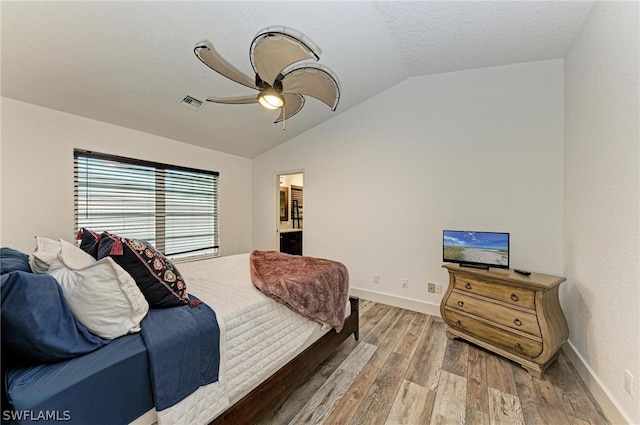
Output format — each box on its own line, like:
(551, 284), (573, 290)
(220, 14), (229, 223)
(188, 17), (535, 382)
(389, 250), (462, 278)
(446, 291), (541, 337)
(444, 309), (543, 358)
(453, 275), (535, 309)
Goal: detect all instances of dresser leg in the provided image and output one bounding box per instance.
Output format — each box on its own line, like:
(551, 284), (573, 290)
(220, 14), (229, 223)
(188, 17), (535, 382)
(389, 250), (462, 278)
(522, 364), (544, 379)
(445, 329), (457, 340)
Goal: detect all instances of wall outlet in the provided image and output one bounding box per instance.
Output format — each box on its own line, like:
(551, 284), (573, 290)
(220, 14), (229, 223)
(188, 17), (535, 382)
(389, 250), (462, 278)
(373, 273), (380, 284)
(402, 279), (409, 288)
(625, 369), (635, 397)
(428, 283), (442, 294)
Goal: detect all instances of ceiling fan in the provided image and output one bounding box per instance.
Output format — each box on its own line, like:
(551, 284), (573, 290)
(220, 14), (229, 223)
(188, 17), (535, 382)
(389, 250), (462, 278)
(194, 26), (340, 124)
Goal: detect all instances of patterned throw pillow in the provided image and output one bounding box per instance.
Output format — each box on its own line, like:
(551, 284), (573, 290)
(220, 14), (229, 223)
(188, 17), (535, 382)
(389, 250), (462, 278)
(95, 232), (189, 308)
(77, 228), (101, 258)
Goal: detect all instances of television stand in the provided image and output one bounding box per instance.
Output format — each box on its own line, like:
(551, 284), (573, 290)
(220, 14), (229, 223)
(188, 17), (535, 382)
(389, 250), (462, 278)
(440, 265), (568, 378)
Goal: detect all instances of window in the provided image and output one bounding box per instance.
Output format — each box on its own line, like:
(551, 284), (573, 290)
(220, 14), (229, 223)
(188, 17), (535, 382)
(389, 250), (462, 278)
(74, 150), (219, 259)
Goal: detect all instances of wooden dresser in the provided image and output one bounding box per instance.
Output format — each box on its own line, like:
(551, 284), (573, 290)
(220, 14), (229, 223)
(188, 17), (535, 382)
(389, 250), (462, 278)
(440, 264), (568, 378)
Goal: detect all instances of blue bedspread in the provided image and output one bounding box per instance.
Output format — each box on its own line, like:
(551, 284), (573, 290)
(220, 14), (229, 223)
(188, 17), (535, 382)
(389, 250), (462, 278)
(2, 273), (220, 424)
(3, 333), (153, 425)
(140, 296), (220, 411)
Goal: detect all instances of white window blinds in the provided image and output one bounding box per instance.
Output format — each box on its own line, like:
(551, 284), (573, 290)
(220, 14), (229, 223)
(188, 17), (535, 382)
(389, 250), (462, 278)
(74, 150), (219, 258)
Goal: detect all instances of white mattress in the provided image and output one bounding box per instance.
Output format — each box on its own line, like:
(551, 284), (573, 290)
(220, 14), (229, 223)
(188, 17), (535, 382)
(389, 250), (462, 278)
(140, 253), (333, 425)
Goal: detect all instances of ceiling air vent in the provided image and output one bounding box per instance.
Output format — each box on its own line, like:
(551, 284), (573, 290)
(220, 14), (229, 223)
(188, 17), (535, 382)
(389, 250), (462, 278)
(179, 94), (203, 110)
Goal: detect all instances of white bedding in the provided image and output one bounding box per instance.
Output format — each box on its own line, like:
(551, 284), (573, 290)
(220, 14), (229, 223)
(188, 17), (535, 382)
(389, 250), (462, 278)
(134, 253), (334, 425)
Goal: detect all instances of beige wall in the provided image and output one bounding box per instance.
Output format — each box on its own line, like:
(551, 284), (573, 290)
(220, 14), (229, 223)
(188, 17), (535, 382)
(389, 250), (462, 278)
(253, 59), (565, 314)
(0, 97), (253, 256)
(564, 2), (640, 423)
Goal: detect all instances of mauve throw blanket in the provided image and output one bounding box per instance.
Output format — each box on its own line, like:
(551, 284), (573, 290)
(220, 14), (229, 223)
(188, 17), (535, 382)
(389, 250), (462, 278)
(250, 250), (349, 332)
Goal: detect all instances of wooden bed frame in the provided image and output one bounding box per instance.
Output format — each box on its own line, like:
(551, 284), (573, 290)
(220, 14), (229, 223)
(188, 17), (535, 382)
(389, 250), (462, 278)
(210, 296), (360, 425)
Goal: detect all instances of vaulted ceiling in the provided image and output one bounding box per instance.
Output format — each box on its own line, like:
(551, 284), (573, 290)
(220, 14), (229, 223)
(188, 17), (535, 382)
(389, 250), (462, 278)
(1, 1), (594, 158)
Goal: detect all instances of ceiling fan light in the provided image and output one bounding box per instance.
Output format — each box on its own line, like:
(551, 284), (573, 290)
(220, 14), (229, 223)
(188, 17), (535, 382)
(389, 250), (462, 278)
(257, 88), (284, 110)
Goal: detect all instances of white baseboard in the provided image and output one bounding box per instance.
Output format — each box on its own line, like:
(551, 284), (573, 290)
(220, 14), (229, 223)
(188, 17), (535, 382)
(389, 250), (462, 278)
(350, 288), (631, 424)
(349, 288), (441, 317)
(562, 341), (632, 425)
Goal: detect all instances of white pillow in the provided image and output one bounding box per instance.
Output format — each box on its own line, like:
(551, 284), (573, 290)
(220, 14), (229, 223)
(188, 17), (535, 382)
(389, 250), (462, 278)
(47, 239), (149, 339)
(29, 236), (62, 273)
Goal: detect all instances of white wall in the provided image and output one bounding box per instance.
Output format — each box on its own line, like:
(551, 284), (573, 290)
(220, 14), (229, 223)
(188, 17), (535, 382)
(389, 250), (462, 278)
(253, 59), (565, 314)
(1, 97), (252, 256)
(564, 2), (640, 424)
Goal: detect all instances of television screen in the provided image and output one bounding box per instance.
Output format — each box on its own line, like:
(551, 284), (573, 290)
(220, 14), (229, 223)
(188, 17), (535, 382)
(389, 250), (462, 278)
(443, 230), (509, 269)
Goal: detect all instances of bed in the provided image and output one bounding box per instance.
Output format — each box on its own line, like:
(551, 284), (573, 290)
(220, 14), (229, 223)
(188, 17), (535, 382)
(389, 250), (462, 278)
(1, 251), (359, 425)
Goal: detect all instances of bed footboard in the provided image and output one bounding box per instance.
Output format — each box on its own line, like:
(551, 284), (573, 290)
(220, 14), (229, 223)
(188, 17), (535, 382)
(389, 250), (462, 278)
(209, 296), (360, 425)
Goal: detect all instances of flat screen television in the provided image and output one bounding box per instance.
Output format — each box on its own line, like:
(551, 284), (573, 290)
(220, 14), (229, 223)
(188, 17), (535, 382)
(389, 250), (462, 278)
(443, 230), (509, 269)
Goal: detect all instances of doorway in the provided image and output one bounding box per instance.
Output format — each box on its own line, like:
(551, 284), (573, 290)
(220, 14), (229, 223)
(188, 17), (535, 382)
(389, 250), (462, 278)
(276, 172), (304, 255)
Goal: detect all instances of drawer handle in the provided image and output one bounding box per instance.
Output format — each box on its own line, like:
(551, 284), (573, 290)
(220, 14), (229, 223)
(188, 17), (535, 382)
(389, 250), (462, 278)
(455, 320), (463, 328)
(510, 293), (519, 302)
(514, 342), (523, 352)
(514, 318), (522, 326)
(465, 282), (472, 290)
(457, 301), (464, 307)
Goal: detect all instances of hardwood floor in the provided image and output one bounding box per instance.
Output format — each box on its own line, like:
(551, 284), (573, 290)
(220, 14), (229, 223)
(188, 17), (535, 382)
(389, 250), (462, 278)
(259, 300), (610, 425)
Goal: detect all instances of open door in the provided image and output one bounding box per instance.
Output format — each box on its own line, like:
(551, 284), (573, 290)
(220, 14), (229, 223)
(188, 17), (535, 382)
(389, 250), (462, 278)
(276, 172), (304, 255)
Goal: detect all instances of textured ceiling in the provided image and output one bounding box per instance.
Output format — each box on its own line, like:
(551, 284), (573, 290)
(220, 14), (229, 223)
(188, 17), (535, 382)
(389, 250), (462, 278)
(1, 1), (594, 158)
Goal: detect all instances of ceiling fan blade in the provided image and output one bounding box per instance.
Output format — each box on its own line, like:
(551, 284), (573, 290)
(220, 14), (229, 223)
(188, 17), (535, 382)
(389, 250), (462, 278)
(250, 28), (319, 87)
(206, 95), (257, 105)
(194, 40), (257, 90)
(281, 66), (340, 111)
(274, 93), (305, 123)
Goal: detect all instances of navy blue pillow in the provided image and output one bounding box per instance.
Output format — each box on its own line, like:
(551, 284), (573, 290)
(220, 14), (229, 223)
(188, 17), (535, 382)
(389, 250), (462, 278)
(77, 228), (100, 258)
(0, 247), (32, 274)
(96, 232), (189, 308)
(1, 271), (108, 365)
